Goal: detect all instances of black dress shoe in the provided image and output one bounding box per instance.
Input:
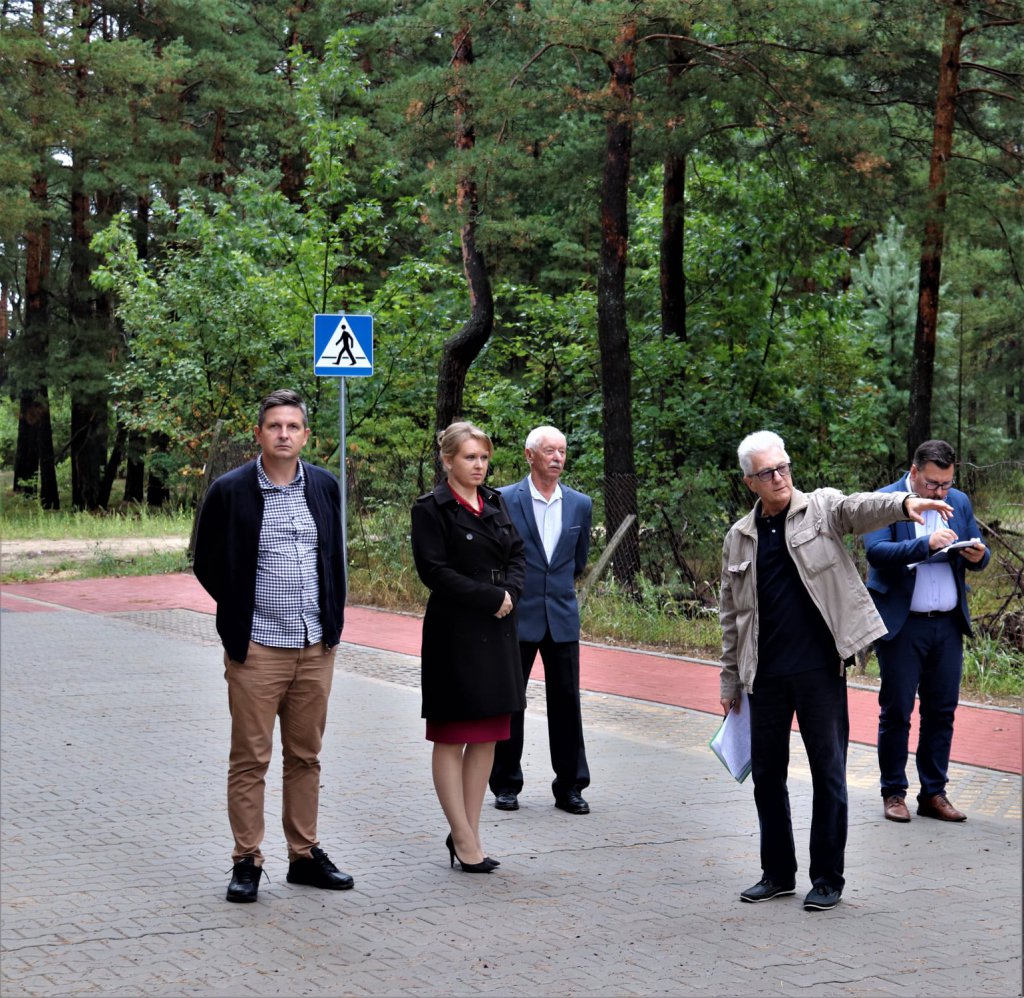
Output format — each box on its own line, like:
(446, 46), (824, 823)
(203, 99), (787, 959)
(286, 846), (354, 890)
(494, 792), (519, 811)
(740, 876), (795, 903)
(226, 856), (266, 903)
(554, 791), (590, 815)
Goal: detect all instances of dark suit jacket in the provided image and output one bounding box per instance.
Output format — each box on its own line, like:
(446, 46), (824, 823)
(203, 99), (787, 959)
(411, 482), (527, 720)
(498, 475), (592, 644)
(864, 477), (990, 640)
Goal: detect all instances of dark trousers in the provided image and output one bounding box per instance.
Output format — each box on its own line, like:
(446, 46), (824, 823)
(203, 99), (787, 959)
(749, 667), (849, 890)
(489, 632), (590, 800)
(876, 614), (963, 799)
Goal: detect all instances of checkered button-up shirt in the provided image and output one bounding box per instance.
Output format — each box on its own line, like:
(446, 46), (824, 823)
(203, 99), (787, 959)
(250, 457), (323, 648)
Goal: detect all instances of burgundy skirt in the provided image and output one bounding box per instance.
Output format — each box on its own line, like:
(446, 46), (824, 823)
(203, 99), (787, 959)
(426, 714), (511, 744)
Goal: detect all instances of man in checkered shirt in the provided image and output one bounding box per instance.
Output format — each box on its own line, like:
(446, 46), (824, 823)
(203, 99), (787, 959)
(194, 389), (351, 903)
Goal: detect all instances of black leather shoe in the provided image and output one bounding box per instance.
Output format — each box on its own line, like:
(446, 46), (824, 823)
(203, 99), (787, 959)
(286, 846), (354, 890)
(803, 883), (842, 911)
(226, 856), (266, 903)
(554, 791), (590, 815)
(740, 876), (795, 903)
(494, 792), (519, 811)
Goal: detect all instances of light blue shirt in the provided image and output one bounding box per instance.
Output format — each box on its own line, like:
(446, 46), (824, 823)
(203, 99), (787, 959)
(905, 475), (958, 613)
(528, 477), (562, 564)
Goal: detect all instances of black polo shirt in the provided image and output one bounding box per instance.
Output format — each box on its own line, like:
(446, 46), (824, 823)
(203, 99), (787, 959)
(755, 505), (838, 677)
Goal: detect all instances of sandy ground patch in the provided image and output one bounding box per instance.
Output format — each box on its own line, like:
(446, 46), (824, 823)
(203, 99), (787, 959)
(0, 536), (189, 575)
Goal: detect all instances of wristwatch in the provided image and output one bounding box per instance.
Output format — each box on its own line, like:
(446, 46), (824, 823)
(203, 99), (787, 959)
(901, 492), (920, 516)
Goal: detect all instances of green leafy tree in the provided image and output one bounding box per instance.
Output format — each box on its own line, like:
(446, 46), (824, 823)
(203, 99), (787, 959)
(852, 217), (919, 471)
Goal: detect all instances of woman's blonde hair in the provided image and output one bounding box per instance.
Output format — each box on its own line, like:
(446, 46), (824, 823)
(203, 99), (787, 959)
(437, 421), (493, 464)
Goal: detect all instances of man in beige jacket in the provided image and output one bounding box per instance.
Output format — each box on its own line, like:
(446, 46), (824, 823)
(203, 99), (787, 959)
(718, 431), (951, 912)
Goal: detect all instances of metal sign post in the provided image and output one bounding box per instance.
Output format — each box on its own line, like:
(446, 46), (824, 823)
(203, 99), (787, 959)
(339, 377), (347, 579)
(314, 313), (374, 599)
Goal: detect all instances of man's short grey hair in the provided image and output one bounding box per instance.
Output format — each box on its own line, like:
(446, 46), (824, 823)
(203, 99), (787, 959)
(525, 425), (565, 451)
(737, 430), (789, 475)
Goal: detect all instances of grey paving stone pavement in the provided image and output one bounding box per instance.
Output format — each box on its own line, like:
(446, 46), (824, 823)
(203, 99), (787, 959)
(1, 607), (1020, 998)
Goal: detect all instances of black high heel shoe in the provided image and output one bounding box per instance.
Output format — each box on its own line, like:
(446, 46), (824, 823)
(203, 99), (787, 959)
(445, 834), (497, 873)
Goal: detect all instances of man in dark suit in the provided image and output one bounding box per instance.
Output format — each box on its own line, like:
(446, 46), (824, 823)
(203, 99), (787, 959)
(489, 426), (593, 814)
(865, 439), (990, 824)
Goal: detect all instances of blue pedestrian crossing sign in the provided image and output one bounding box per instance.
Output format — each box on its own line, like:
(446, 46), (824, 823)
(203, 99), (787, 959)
(314, 314), (373, 377)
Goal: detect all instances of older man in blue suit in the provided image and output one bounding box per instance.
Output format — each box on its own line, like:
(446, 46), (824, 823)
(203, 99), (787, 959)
(489, 426), (593, 814)
(865, 439), (990, 824)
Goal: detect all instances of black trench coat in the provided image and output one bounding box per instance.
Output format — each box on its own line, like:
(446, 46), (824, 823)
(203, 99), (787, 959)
(411, 482), (527, 721)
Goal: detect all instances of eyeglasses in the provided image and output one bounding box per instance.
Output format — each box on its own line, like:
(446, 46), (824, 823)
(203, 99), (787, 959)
(750, 463), (792, 483)
(922, 477), (955, 491)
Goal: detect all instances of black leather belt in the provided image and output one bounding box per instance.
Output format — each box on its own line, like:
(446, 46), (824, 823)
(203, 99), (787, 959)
(908, 609), (956, 618)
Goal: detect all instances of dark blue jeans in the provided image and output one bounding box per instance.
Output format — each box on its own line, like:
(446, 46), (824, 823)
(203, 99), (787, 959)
(876, 614), (963, 799)
(490, 632), (590, 800)
(749, 667), (849, 890)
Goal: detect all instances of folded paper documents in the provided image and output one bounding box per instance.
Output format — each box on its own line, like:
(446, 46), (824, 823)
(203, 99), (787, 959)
(909, 537), (982, 569)
(709, 689), (752, 783)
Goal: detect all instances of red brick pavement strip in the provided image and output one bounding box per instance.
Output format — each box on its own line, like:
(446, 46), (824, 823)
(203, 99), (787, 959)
(3, 573), (1020, 775)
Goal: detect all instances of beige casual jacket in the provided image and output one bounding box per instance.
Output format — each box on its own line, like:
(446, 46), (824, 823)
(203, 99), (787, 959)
(719, 487), (912, 701)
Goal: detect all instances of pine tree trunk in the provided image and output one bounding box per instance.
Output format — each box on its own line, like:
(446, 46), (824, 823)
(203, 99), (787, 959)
(908, 1), (966, 457)
(660, 36), (689, 344)
(14, 165), (56, 505)
(13, 3), (59, 508)
(124, 429), (146, 504)
(434, 26), (493, 476)
(661, 151), (687, 343)
(147, 432), (171, 508)
(69, 156), (107, 510)
(598, 20), (640, 585)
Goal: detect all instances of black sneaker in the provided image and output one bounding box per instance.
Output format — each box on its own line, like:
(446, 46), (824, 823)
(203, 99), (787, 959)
(740, 877), (796, 903)
(226, 856), (266, 903)
(803, 883), (842, 911)
(286, 846), (354, 891)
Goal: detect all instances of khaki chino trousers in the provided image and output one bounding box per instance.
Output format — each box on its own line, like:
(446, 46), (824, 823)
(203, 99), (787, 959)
(224, 641), (336, 863)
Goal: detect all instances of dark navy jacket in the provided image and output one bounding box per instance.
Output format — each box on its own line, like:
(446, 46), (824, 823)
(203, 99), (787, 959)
(193, 459), (346, 662)
(864, 478), (989, 640)
(498, 476), (592, 644)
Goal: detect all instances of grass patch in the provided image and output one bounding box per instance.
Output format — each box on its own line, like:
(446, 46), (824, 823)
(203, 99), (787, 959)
(580, 578), (721, 660)
(0, 494), (193, 539)
(962, 636), (1024, 700)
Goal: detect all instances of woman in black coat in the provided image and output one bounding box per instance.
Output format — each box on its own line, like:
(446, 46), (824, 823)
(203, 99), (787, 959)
(411, 422), (526, 873)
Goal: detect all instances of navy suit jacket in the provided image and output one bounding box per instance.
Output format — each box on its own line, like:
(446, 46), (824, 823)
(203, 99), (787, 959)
(498, 476), (592, 644)
(864, 477), (989, 641)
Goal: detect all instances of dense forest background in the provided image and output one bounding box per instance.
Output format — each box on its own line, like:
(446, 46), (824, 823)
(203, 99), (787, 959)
(1, 1), (1022, 590)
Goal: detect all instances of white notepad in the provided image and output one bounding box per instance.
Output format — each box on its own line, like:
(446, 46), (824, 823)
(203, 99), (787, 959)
(709, 689), (752, 783)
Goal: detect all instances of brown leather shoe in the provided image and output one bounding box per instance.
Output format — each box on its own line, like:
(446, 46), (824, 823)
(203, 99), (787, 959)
(883, 795), (911, 822)
(917, 793), (966, 822)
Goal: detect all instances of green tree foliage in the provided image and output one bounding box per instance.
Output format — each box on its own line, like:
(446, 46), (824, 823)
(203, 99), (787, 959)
(3, 0), (1020, 550)
(853, 218), (921, 471)
(91, 36), (421, 485)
